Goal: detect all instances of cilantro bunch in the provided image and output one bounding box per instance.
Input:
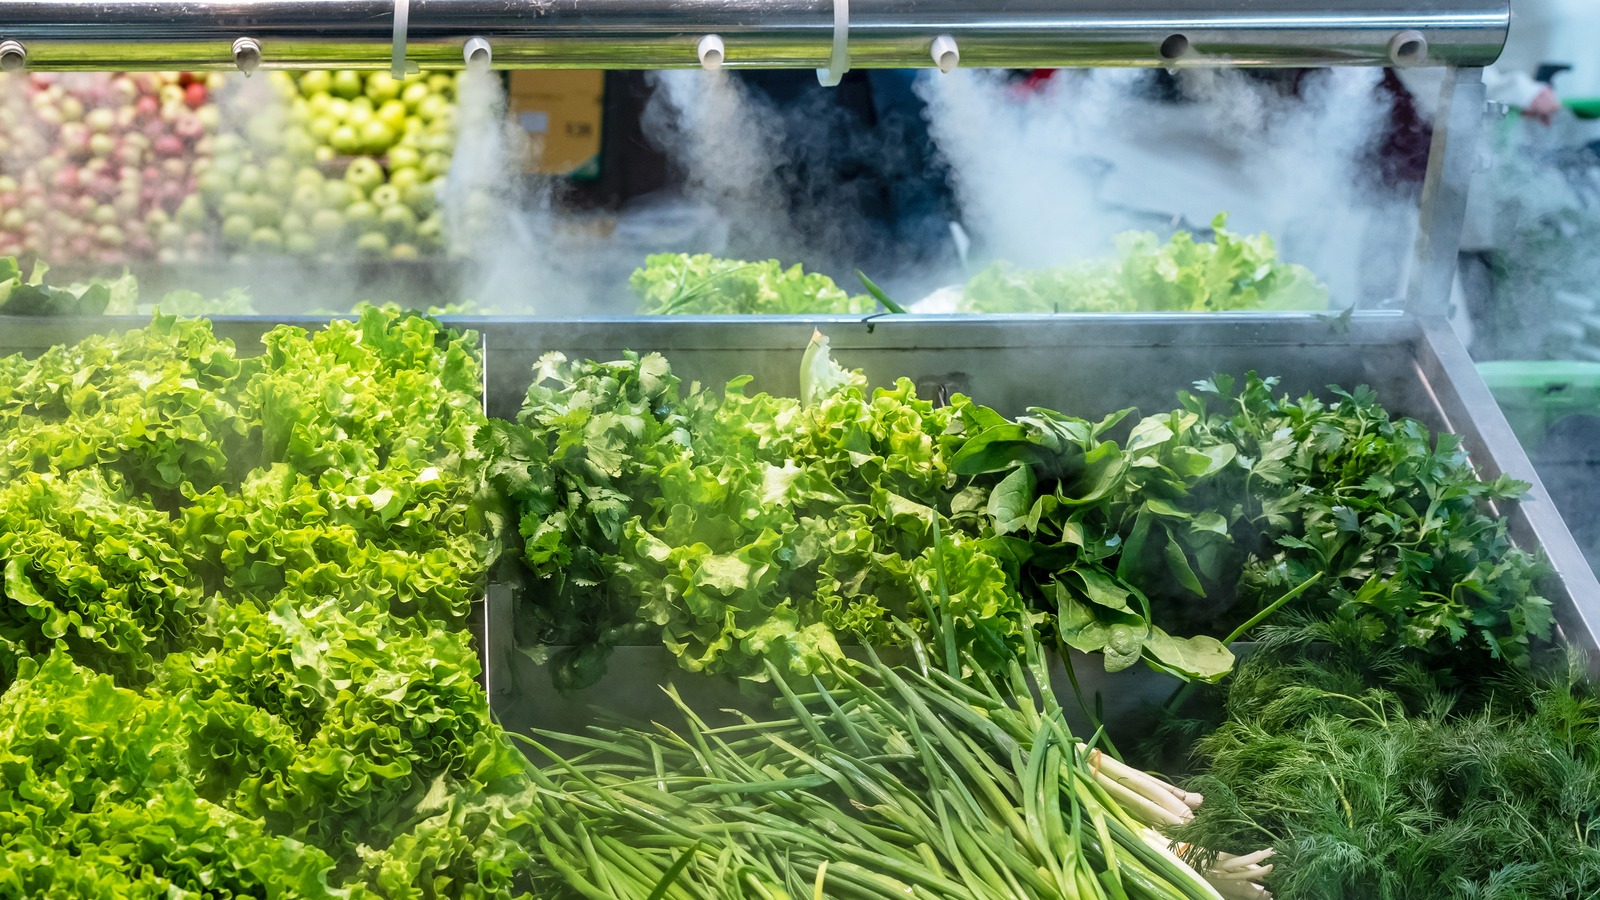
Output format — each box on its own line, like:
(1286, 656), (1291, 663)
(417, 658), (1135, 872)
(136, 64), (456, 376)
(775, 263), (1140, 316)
(1181, 374), (1553, 667)
(957, 372), (1551, 679)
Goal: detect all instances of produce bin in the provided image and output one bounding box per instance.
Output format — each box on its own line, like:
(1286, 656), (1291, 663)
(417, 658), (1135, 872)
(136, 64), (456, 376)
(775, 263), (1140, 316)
(466, 310), (1600, 738)
(5, 309), (1594, 739)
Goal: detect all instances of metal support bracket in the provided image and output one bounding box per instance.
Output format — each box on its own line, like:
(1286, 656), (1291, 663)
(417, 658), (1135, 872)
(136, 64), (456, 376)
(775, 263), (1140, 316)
(391, 0), (415, 78)
(1404, 65), (1485, 319)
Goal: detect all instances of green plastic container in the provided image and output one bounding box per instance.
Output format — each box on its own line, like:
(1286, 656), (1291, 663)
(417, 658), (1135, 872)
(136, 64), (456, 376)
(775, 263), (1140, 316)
(1479, 360), (1600, 565)
(1567, 97), (1600, 121)
(1478, 360), (1600, 454)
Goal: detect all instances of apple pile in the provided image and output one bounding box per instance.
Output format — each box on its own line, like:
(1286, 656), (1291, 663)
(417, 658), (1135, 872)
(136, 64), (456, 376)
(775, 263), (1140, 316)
(189, 69), (456, 260)
(0, 72), (220, 264)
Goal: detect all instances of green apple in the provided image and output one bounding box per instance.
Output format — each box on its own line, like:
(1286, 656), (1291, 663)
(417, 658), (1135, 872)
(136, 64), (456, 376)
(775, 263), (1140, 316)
(294, 166), (326, 190)
(308, 115), (337, 142)
(370, 183), (401, 208)
(290, 184), (324, 216)
(330, 126), (362, 156)
(214, 133), (246, 156)
(157, 221), (186, 248)
(401, 178), (438, 216)
(236, 164), (264, 193)
(306, 91), (333, 116)
(221, 214), (254, 247)
(246, 116), (285, 153)
(379, 203), (418, 241)
(359, 119), (396, 154)
(355, 230), (390, 256)
(286, 231), (319, 255)
(326, 97), (351, 121)
(401, 81), (430, 112)
(422, 151), (452, 179)
(176, 195), (208, 228)
(349, 96), (375, 119)
(387, 164), (422, 192)
(267, 71), (297, 99)
(376, 99), (408, 132)
(323, 180), (359, 208)
(417, 212), (443, 244)
(283, 127), (317, 162)
(219, 191), (253, 219)
(331, 70), (364, 100)
(249, 227), (284, 253)
(345, 157), (385, 194)
(314, 146), (336, 164)
(310, 208), (345, 242)
(365, 72), (401, 104)
(197, 170), (230, 202)
(416, 94), (448, 123)
(264, 157), (296, 192)
(251, 194), (285, 227)
(387, 145), (422, 172)
(299, 70), (333, 96)
(279, 211), (307, 235)
(344, 200), (379, 233)
(390, 242), (420, 260)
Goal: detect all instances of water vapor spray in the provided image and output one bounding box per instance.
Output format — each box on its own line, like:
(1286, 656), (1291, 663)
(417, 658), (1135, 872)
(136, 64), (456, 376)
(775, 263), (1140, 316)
(442, 64), (552, 312)
(642, 70), (802, 262)
(918, 67), (1413, 305)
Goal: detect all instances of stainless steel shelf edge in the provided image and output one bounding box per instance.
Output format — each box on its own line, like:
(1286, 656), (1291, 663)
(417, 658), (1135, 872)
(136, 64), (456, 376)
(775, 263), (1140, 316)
(1416, 317), (1600, 670)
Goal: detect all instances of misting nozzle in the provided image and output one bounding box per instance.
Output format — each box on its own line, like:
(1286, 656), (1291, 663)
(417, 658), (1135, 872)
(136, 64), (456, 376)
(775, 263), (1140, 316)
(1388, 30), (1427, 67)
(464, 36), (492, 68)
(232, 37), (262, 75)
(930, 34), (958, 73)
(697, 34), (725, 70)
(0, 39), (26, 72)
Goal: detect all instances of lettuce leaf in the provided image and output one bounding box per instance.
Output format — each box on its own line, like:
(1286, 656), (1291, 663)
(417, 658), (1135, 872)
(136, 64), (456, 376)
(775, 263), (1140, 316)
(631, 253), (876, 315)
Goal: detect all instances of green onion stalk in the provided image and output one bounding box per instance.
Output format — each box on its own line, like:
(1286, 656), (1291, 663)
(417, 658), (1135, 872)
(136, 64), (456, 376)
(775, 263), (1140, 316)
(519, 568), (1272, 899)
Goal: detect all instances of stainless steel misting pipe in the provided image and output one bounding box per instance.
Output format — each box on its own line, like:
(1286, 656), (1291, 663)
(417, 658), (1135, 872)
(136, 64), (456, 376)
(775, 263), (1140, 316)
(0, 0), (1507, 73)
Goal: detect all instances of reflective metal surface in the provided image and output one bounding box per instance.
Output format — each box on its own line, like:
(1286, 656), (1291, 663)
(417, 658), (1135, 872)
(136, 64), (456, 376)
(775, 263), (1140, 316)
(0, 0), (1510, 71)
(1407, 67), (1488, 317)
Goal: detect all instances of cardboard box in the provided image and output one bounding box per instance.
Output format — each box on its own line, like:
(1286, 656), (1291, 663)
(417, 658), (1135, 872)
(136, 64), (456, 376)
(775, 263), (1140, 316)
(509, 71), (604, 179)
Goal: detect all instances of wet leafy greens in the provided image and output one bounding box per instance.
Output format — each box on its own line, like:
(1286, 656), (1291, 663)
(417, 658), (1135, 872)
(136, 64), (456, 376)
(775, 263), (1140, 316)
(960, 214), (1329, 314)
(1175, 622), (1600, 899)
(631, 252), (877, 315)
(499, 351), (1549, 690)
(0, 308), (532, 898)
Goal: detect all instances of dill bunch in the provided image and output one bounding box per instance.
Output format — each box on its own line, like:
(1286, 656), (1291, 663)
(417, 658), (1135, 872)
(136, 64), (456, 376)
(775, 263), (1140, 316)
(1174, 617), (1600, 899)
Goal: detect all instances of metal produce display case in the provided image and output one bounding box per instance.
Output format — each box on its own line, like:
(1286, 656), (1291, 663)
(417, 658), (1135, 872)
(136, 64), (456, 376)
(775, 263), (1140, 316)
(1, 0), (1586, 741)
(471, 311), (1600, 738)
(6, 306), (1584, 738)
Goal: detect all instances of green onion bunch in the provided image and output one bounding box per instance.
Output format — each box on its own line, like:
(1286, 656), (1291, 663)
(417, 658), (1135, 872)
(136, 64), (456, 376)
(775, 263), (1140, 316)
(521, 613), (1266, 899)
